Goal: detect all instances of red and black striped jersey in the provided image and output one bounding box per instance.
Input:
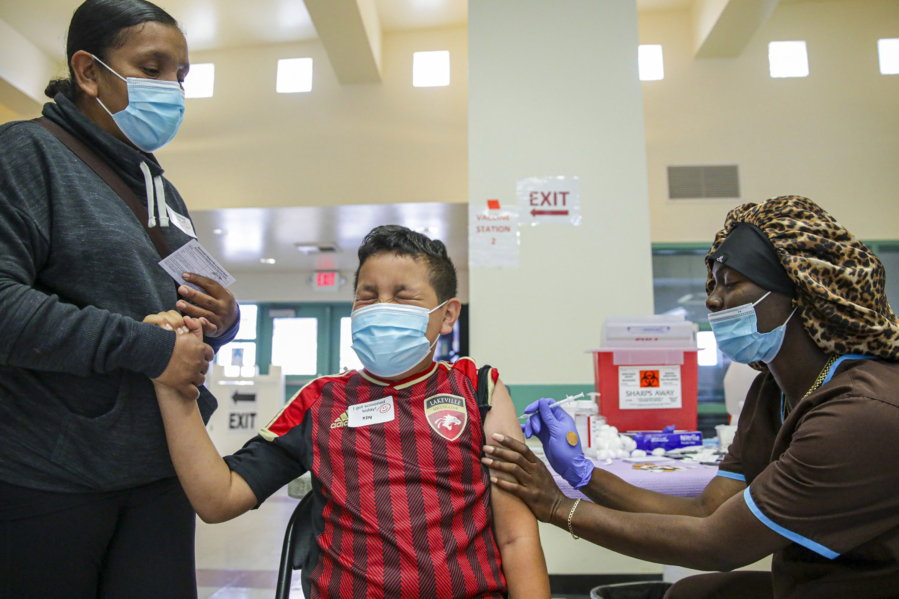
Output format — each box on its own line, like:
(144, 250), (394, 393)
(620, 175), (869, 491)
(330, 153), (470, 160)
(224, 358), (507, 599)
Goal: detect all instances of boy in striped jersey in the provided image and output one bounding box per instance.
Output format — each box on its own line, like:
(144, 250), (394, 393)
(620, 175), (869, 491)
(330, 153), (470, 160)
(151, 225), (550, 598)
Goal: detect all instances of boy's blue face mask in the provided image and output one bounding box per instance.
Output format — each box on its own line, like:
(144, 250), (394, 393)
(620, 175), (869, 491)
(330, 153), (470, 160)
(708, 292), (796, 364)
(351, 300), (448, 378)
(92, 55), (186, 153)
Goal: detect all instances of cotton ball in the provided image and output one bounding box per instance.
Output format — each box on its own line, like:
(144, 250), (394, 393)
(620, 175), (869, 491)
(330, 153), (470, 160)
(621, 436), (637, 451)
(616, 449), (628, 459)
(596, 449), (612, 460)
(630, 449), (647, 458)
(651, 447), (666, 456)
(608, 426), (619, 435)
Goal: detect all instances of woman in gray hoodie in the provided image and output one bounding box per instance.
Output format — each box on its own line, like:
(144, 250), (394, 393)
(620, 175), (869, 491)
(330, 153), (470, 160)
(0, 1), (239, 597)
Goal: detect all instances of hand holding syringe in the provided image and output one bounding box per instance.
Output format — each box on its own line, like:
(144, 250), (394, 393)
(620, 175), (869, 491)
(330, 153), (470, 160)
(518, 392), (585, 420)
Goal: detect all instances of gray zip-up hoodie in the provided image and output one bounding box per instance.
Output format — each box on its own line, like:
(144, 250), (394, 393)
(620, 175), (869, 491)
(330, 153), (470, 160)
(0, 94), (235, 493)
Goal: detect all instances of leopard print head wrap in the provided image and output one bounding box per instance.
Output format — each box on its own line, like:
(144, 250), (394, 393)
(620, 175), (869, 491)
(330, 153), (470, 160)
(706, 196), (899, 360)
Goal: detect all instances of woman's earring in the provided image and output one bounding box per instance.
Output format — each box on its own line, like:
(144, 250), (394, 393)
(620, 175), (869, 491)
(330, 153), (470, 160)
(791, 298), (798, 309)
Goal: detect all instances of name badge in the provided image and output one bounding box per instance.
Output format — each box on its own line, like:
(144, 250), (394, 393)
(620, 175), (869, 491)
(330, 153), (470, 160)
(347, 396), (395, 428)
(166, 206), (198, 238)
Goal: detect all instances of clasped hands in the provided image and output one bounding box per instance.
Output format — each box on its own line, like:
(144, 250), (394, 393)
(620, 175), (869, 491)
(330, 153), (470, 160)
(144, 272), (238, 400)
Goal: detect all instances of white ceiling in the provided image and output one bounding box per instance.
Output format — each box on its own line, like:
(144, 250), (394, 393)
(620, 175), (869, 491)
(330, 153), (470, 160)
(0, 0), (714, 60)
(190, 202), (468, 273)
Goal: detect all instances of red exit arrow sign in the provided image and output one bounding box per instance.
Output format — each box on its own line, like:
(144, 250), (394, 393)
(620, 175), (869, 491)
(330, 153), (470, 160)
(531, 209), (570, 217)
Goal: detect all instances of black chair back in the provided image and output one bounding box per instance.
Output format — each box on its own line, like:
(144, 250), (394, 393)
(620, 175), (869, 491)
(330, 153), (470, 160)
(275, 491), (314, 599)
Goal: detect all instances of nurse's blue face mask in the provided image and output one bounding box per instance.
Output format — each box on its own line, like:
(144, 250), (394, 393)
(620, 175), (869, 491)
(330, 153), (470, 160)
(92, 55), (185, 153)
(351, 300), (449, 378)
(708, 291), (796, 364)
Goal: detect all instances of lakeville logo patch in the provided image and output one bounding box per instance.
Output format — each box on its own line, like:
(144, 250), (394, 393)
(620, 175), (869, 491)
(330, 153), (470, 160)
(330, 412), (348, 429)
(425, 394), (467, 441)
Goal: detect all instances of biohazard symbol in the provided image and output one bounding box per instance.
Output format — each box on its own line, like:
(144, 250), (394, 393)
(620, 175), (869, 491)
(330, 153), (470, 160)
(640, 370), (660, 388)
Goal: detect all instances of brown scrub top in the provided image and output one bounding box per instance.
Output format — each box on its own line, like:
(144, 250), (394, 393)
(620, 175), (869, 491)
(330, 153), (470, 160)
(717, 355), (899, 598)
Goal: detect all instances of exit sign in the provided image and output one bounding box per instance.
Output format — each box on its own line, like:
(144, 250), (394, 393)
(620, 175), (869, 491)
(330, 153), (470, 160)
(314, 271), (339, 290)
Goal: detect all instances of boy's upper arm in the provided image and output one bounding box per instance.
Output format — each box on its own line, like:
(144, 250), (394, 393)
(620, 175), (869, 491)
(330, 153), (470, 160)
(483, 379), (541, 546)
(482, 378), (525, 445)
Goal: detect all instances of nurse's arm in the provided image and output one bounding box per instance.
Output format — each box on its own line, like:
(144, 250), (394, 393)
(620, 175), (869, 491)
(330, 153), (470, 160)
(580, 466), (746, 518)
(488, 436), (787, 571)
(554, 485), (789, 571)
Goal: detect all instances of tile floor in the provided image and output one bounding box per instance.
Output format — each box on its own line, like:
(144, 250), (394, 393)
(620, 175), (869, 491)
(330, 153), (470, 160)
(195, 489), (303, 599)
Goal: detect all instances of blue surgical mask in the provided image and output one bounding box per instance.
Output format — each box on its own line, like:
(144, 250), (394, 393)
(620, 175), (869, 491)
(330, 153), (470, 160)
(93, 55), (185, 153)
(708, 292), (796, 364)
(351, 300), (449, 378)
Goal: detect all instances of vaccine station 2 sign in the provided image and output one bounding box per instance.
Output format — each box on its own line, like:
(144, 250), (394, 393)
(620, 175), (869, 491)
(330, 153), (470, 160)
(469, 199), (520, 268)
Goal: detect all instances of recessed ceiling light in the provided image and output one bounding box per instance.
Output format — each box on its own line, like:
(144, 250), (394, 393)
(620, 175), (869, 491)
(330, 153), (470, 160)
(295, 244), (339, 254)
(768, 41), (809, 78)
(184, 63), (215, 98)
(878, 38), (899, 75)
(277, 58), (313, 93)
(260, 258), (277, 264)
(212, 228), (226, 235)
(413, 51), (450, 87)
(638, 45), (664, 81)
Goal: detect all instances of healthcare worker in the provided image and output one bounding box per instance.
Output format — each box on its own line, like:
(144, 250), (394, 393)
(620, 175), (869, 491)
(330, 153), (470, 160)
(482, 196), (899, 598)
(0, 1), (239, 597)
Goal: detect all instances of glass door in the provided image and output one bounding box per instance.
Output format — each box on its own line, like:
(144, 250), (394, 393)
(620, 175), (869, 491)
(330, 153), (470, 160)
(258, 304), (332, 391)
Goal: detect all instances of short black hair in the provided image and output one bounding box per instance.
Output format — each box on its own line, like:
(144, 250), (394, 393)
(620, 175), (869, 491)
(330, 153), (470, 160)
(354, 225), (458, 302)
(46, 0), (180, 100)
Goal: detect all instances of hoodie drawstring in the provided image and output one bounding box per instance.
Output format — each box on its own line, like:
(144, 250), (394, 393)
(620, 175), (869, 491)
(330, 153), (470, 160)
(139, 161), (168, 228)
(154, 175), (169, 227)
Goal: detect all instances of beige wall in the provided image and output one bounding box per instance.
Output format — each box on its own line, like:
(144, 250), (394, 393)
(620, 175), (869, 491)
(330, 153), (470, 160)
(641, 0), (899, 244)
(0, 101), (26, 124)
(156, 26), (468, 211)
(5, 0), (896, 250)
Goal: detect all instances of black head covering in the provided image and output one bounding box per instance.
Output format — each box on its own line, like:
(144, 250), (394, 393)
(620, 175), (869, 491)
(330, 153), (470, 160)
(707, 222), (795, 297)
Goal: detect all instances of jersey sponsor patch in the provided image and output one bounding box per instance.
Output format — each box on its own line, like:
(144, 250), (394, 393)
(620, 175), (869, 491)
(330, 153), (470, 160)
(331, 412), (348, 429)
(425, 394), (468, 441)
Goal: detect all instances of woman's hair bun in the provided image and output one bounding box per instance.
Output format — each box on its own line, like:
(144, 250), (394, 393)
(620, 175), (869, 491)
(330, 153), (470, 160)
(44, 78), (74, 99)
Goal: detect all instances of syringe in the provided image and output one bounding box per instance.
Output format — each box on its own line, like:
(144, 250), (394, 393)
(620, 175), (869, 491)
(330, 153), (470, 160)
(518, 392), (585, 420)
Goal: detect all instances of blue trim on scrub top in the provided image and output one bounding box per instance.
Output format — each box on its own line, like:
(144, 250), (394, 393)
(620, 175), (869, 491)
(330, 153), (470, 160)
(716, 470), (746, 482)
(743, 488), (840, 559)
(780, 354), (874, 424)
(821, 354), (874, 385)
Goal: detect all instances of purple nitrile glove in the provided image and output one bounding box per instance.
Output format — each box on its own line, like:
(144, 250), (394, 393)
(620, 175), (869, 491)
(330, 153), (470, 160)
(520, 398), (594, 489)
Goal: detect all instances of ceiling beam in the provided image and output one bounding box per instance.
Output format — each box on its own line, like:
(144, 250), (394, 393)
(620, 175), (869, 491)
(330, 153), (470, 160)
(692, 0), (781, 58)
(0, 17), (62, 115)
(303, 0), (382, 84)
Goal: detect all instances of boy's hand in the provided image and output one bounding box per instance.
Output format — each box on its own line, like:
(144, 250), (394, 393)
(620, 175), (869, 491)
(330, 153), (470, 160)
(144, 310), (189, 334)
(176, 273), (235, 338)
(151, 315), (213, 399)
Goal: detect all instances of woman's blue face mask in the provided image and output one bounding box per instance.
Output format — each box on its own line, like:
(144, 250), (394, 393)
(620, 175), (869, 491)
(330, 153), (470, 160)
(92, 55), (185, 153)
(708, 291), (796, 364)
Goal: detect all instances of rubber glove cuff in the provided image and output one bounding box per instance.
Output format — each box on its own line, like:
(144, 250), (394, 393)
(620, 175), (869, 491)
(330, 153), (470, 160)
(567, 454), (595, 489)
